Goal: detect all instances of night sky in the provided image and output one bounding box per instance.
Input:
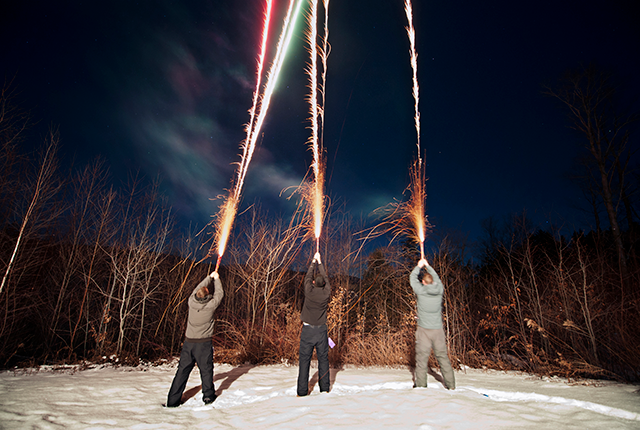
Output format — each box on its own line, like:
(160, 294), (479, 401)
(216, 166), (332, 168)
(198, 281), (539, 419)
(2, 0), (639, 253)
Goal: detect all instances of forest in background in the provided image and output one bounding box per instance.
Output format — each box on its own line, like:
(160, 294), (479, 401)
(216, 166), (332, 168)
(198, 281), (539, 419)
(1, 66), (639, 382)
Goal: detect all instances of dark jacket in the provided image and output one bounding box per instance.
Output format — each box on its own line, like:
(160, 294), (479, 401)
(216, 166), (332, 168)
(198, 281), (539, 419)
(300, 261), (331, 325)
(409, 264), (444, 329)
(185, 274), (224, 341)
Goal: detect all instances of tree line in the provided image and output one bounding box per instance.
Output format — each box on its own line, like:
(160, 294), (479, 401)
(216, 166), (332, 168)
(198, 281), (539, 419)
(1, 66), (638, 382)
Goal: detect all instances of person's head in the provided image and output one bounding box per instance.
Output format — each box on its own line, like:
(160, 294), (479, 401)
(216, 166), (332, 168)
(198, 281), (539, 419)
(314, 275), (326, 288)
(419, 268), (433, 285)
(196, 286), (209, 299)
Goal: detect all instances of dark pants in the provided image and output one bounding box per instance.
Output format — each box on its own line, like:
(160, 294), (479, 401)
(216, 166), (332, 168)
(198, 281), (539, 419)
(167, 340), (215, 407)
(297, 324), (330, 396)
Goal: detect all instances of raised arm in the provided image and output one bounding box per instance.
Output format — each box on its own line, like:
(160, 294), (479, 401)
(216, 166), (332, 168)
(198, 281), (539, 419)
(316, 253), (330, 292)
(210, 271), (224, 308)
(409, 264), (423, 292)
(317, 259), (328, 281)
(304, 259), (317, 291)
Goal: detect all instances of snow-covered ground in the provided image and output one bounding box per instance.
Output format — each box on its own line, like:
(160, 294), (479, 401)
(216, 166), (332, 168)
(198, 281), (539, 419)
(0, 360), (638, 429)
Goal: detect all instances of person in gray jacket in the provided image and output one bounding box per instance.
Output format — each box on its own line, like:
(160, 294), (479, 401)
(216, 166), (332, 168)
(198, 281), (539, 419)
(166, 270), (224, 407)
(410, 258), (455, 390)
(297, 251), (331, 396)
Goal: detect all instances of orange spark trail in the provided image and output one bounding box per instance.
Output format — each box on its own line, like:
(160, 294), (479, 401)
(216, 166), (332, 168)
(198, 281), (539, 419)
(210, 0), (303, 268)
(318, 0), (330, 253)
(237, 0), (303, 190)
(305, 0), (324, 253)
(212, 0), (273, 271)
(405, 0), (421, 165)
(404, 0), (426, 258)
(319, 0), (330, 140)
(245, 0), (273, 151)
(409, 161), (426, 258)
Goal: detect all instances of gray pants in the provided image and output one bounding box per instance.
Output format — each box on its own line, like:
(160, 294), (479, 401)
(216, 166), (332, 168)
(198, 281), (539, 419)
(414, 326), (455, 389)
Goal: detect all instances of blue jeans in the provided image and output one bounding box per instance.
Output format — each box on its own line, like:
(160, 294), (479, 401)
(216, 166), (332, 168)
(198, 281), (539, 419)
(167, 340), (215, 406)
(297, 324), (330, 396)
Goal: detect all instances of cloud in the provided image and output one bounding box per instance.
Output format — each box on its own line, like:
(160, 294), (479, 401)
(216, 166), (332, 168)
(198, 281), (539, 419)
(106, 4), (268, 227)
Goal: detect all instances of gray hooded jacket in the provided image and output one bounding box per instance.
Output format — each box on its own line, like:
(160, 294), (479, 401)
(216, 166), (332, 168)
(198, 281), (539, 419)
(409, 264), (444, 329)
(185, 274), (224, 341)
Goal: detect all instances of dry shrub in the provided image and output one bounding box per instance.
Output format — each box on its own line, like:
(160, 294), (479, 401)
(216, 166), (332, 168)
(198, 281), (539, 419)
(265, 302), (302, 363)
(214, 301), (301, 365)
(341, 329), (413, 366)
(213, 320), (248, 365)
(213, 347), (243, 365)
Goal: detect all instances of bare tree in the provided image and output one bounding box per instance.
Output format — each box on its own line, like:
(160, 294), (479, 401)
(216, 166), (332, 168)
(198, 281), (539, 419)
(544, 64), (639, 283)
(230, 206), (304, 346)
(51, 159), (109, 337)
(1, 131), (59, 296)
(94, 177), (154, 356)
(135, 203), (172, 356)
(108, 182), (171, 356)
(0, 79), (29, 228)
(0, 77), (29, 149)
(71, 184), (118, 356)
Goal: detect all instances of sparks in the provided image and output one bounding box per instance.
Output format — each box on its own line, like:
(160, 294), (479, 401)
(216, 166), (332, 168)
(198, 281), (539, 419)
(304, 0), (330, 254)
(352, 0), (427, 261)
(244, 0), (273, 154)
(404, 0), (426, 258)
(408, 160), (426, 258)
(209, 0), (304, 268)
(405, 0), (421, 165)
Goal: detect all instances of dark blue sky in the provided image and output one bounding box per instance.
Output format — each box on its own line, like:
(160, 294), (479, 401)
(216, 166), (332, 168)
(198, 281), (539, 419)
(2, 0), (639, 252)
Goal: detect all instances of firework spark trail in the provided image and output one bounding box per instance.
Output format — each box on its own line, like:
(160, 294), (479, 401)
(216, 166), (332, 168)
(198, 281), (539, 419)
(244, 0), (273, 156)
(319, 0), (331, 247)
(405, 0), (421, 165)
(348, 1), (427, 262)
(304, 0), (327, 254)
(409, 161), (426, 258)
(236, 0), (302, 191)
(317, 0), (330, 252)
(404, 0), (426, 258)
(211, 0), (273, 271)
(319, 0), (330, 140)
(210, 0), (304, 270)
